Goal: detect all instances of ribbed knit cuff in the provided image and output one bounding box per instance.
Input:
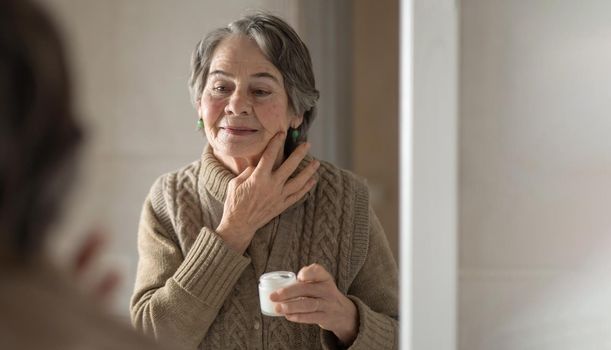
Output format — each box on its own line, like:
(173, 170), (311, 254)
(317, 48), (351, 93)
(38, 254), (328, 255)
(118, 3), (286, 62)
(345, 295), (397, 350)
(320, 328), (345, 350)
(173, 227), (250, 308)
(319, 295), (397, 350)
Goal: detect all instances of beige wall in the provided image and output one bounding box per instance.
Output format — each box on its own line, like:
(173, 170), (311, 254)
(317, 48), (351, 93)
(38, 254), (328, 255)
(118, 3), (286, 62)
(460, 0), (611, 348)
(353, 0), (399, 260)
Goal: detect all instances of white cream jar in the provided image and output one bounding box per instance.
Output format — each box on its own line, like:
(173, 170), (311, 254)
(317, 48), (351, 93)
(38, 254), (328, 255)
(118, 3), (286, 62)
(258, 271), (297, 316)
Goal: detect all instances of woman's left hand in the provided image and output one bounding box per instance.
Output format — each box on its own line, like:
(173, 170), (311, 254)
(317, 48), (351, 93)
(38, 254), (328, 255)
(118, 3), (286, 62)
(270, 263), (359, 346)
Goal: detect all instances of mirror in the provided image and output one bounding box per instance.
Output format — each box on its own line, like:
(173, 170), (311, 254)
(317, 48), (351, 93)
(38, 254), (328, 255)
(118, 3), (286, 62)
(42, 0), (400, 334)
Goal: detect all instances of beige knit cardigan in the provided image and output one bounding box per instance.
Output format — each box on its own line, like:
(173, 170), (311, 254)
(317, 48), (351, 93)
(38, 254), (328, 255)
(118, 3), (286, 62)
(130, 148), (398, 349)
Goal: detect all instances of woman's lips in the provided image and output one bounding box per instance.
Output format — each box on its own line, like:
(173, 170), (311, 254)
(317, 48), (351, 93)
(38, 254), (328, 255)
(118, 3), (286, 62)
(221, 127), (258, 136)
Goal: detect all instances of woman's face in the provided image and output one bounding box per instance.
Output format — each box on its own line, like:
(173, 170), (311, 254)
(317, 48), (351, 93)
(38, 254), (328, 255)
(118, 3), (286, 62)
(197, 35), (302, 163)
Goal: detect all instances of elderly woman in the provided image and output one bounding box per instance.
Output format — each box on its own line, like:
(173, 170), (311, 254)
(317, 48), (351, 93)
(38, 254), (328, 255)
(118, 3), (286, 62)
(130, 13), (398, 350)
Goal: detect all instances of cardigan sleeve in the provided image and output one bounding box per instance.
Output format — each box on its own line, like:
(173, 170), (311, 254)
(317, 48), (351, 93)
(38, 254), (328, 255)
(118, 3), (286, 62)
(130, 177), (251, 350)
(321, 206), (399, 350)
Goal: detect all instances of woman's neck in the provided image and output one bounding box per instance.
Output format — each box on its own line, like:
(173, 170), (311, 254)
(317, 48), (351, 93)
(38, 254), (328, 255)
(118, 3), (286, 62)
(213, 149), (284, 175)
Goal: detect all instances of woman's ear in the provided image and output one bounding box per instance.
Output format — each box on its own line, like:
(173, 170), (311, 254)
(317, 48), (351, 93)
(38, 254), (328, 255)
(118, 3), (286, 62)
(196, 98), (203, 117)
(196, 101), (205, 132)
(290, 113), (304, 129)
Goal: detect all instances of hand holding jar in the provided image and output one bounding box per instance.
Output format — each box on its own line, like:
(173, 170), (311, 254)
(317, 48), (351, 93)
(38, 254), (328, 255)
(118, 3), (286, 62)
(269, 264), (359, 346)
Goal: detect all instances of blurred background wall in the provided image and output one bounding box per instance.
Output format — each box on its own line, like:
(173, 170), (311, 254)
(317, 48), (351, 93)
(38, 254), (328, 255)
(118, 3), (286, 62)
(353, 0), (399, 261)
(460, 0), (611, 349)
(40, 0), (399, 318)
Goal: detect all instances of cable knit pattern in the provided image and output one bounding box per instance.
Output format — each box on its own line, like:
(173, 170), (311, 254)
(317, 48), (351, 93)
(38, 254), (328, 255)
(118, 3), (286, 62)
(130, 146), (399, 350)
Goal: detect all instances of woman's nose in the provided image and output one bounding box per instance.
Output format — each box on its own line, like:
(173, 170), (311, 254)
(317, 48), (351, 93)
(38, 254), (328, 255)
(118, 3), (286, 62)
(224, 89), (252, 116)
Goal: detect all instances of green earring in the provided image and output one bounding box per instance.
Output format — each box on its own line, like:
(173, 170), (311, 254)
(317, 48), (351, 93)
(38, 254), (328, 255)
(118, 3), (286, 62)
(291, 128), (300, 143)
(196, 118), (204, 131)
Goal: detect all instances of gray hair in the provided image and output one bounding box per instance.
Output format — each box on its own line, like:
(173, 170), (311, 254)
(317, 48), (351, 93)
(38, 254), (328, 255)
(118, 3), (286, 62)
(188, 12), (319, 151)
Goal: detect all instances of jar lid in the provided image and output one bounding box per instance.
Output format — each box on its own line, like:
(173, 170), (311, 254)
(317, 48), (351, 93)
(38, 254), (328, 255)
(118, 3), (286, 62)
(259, 271), (296, 288)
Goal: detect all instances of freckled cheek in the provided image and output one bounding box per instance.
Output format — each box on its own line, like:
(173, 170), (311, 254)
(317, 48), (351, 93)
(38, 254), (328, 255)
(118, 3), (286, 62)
(256, 103), (291, 132)
(201, 98), (226, 125)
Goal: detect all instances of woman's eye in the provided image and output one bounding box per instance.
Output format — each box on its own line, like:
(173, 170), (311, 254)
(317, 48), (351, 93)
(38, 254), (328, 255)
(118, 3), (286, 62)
(252, 89), (271, 97)
(213, 86), (229, 93)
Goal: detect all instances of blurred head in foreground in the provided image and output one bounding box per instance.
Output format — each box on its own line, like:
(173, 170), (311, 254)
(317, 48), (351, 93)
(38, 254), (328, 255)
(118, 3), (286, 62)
(0, 0), (82, 263)
(0, 1), (163, 349)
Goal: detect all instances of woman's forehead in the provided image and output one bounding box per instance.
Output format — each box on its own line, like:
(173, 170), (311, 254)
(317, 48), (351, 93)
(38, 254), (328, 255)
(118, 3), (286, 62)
(209, 35), (282, 80)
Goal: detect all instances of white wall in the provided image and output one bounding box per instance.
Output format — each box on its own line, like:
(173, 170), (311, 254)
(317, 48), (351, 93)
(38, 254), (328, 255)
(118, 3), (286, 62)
(460, 1), (611, 349)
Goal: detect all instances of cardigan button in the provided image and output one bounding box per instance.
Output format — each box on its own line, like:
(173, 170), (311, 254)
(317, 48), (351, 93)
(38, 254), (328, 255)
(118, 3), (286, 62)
(254, 319), (261, 330)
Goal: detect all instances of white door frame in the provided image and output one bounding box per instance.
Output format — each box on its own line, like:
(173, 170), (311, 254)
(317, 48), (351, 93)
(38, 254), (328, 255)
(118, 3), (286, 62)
(400, 0), (458, 349)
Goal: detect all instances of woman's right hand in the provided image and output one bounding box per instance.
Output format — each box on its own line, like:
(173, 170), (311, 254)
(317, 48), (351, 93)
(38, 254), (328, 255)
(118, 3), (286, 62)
(215, 133), (320, 254)
(72, 228), (120, 303)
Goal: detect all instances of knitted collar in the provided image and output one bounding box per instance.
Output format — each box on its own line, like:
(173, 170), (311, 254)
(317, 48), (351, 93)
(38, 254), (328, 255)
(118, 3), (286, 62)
(199, 144), (316, 205)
